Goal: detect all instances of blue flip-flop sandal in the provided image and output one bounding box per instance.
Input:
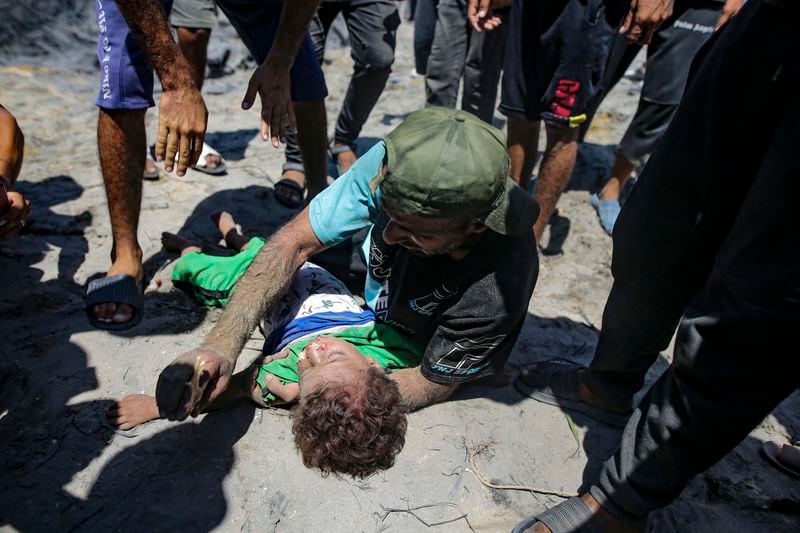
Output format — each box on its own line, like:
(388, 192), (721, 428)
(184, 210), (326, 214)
(590, 193), (620, 235)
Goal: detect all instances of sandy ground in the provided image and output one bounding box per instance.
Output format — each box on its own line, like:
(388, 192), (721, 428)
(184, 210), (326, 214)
(2, 5), (799, 532)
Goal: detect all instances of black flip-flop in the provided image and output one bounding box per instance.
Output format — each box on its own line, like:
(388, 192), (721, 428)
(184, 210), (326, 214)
(761, 441), (800, 480)
(513, 496), (602, 533)
(85, 274), (145, 331)
(513, 360), (632, 428)
(273, 177), (306, 209)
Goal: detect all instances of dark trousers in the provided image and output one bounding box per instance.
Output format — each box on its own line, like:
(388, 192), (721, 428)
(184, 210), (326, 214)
(420, 0), (508, 124)
(284, 0), (400, 171)
(585, 0), (800, 518)
(581, 1), (721, 163)
(413, 0), (437, 75)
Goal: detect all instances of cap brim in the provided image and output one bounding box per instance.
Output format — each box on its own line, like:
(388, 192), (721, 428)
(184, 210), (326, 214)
(483, 178), (540, 236)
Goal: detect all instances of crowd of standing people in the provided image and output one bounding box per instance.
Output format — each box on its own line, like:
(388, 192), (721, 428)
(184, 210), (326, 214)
(2, 0), (799, 530)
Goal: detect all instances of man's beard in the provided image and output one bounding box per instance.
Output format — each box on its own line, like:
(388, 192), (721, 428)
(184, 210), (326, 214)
(405, 237), (468, 257)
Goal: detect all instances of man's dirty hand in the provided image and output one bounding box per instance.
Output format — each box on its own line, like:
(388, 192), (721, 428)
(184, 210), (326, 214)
(156, 348), (233, 420)
(155, 86), (208, 176)
(241, 52), (296, 148)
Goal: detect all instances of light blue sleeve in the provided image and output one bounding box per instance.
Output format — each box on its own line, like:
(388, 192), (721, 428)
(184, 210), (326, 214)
(308, 141), (385, 247)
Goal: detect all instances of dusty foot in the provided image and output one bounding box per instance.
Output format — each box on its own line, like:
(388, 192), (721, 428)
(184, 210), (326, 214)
(333, 142), (357, 174)
(275, 169), (306, 208)
(107, 394), (161, 430)
(161, 231), (200, 254)
(91, 251), (144, 326)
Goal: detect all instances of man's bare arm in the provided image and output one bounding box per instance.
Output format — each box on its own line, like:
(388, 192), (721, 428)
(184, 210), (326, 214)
(156, 209), (326, 420)
(203, 210), (324, 359)
(241, 0), (322, 146)
(390, 367), (458, 411)
(115, 0), (208, 174)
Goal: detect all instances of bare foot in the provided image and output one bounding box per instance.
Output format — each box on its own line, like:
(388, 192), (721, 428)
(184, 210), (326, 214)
(107, 394), (161, 430)
(92, 251), (144, 325)
(161, 231), (200, 254)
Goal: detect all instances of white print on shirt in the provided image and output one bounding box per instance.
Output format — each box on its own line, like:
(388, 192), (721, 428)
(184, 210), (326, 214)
(408, 284), (458, 316)
(429, 334), (506, 376)
(369, 240), (392, 280)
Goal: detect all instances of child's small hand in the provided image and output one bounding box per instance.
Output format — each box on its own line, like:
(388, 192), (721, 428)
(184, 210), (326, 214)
(257, 347), (292, 366)
(261, 372), (299, 404)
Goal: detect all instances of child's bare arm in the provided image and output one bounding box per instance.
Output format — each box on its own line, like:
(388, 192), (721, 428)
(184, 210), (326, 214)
(264, 375), (300, 404)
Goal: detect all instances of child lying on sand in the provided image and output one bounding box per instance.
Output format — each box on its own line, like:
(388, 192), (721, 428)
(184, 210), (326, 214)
(107, 212), (422, 478)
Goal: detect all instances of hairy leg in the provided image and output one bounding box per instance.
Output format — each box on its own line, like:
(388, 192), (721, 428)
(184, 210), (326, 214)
(94, 108), (146, 324)
(293, 100), (328, 201)
(532, 125), (579, 244)
(507, 117), (540, 193)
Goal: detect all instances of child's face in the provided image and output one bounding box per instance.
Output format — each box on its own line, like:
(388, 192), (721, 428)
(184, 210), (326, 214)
(297, 336), (380, 398)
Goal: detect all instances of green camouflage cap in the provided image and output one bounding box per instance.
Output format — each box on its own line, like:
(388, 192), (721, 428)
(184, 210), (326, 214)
(378, 107), (539, 236)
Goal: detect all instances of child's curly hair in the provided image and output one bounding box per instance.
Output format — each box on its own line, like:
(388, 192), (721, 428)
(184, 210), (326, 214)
(291, 366), (407, 478)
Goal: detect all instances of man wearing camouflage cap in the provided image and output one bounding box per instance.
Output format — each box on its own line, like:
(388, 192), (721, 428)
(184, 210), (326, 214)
(155, 107), (540, 417)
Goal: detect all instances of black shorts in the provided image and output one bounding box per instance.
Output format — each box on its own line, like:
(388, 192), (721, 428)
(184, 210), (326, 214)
(499, 0), (626, 127)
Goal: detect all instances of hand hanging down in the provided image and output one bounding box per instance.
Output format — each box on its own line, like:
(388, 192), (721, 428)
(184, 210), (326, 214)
(155, 85), (208, 176)
(241, 52), (296, 148)
(238, 0), (321, 148)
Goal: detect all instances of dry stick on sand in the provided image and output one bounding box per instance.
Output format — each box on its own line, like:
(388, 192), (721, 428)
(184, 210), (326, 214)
(378, 502), (475, 531)
(466, 440), (578, 499)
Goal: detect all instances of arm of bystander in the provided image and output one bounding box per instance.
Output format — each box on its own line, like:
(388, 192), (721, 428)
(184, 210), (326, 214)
(241, 0), (322, 147)
(115, 0), (208, 176)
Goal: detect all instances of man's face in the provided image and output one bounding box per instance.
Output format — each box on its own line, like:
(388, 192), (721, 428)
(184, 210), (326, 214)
(381, 200), (486, 258)
(297, 336), (379, 399)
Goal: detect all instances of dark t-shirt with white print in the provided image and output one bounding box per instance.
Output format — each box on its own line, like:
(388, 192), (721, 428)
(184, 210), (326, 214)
(308, 142), (538, 384)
